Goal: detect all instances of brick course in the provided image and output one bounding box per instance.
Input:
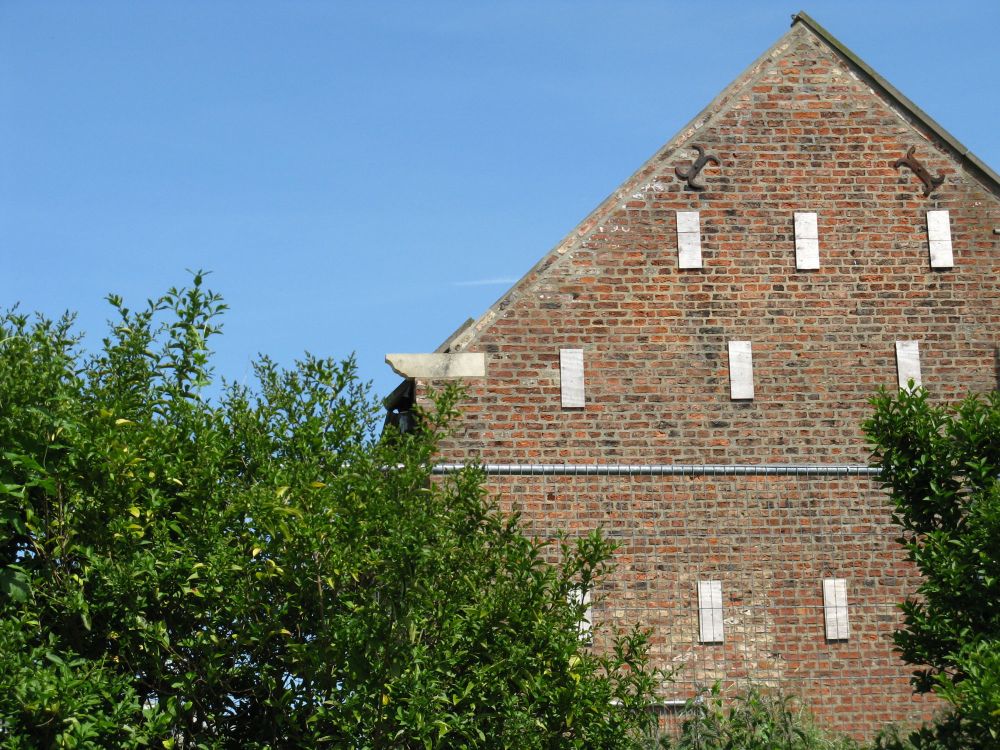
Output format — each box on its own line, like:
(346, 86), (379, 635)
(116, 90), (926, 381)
(405, 16), (998, 738)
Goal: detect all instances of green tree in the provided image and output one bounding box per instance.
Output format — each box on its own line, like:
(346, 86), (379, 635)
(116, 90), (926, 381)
(864, 386), (1000, 748)
(0, 277), (663, 749)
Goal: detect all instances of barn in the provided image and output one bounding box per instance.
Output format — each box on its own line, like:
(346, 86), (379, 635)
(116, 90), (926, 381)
(384, 12), (1000, 736)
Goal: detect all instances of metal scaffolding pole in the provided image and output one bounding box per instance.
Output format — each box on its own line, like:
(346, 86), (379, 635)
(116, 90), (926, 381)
(431, 463), (880, 477)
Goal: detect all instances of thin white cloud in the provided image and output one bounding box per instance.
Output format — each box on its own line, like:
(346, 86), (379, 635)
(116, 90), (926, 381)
(451, 277), (517, 287)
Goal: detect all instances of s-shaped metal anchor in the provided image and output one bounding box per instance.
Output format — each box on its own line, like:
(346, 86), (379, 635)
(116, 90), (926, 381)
(892, 146), (944, 197)
(675, 144), (720, 191)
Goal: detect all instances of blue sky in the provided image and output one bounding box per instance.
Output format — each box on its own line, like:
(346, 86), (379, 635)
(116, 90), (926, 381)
(2, 1), (998, 401)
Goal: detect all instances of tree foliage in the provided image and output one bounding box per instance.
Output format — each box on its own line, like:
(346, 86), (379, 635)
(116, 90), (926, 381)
(0, 277), (663, 748)
(864, 386), (1000, 748)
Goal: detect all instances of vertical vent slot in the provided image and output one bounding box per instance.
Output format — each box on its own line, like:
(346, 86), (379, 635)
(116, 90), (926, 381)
(926, 210), (953, 268)
(822, 578), (850, 641)
(676, 211), (703, 269)
(698, 580), (724, 643)
(728, 341), (754, 400)
(794, 211), (820, 270)
(560, 348), (585, 408)
(895, 341), (921, 390)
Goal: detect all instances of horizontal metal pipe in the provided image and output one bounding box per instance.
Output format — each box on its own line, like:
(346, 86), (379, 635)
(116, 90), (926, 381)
(431, 463), (880, 477)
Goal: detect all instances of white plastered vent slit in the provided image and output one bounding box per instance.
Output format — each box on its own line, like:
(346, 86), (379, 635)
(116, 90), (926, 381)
(570, 587), (592, 641)
(895, 340), (921, 391)
(822, 578), (850, 641)
(926, 210), (953, 268)
(559, 348), (585, 408)
(727, 341), (754, 400)
(676, 211), (703, 269)
(794, 211), (820, 270)
(697, 580), (724, 643)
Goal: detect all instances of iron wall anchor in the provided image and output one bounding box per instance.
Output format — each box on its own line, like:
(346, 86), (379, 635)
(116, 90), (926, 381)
(675, 144), (720, 191)
(892, 146), (944, 197)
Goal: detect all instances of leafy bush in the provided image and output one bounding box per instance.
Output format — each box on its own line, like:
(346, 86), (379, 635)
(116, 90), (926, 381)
(0, 277), (663, 748)
(865, 387), (1000, 748)
(657, 684), (858, 750)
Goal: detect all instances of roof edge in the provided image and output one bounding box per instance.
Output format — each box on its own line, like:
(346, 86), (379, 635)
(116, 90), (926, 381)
(791, 10), (1000, 195)
(442, 12), (1000, 356)
(443, 20), (806, 353)
(436, 317), (473, 353)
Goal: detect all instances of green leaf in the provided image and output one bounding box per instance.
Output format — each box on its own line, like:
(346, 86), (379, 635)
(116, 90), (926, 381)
(0, 567), (29, 603)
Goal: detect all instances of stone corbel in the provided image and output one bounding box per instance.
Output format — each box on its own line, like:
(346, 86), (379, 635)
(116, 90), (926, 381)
(385, 353), (486, 379)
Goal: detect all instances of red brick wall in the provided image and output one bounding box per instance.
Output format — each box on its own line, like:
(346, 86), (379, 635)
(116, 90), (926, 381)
(482, 473), (936, 736)
(415, 25), (998, 738)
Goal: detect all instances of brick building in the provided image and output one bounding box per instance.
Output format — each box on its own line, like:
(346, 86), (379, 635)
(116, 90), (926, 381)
(384, 13), (999, 737)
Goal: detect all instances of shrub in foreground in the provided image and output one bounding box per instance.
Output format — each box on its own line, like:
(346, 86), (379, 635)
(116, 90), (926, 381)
(0, 277), (663, 748)
(656, 684), (859, 750)
(865, 387), (1000, 748)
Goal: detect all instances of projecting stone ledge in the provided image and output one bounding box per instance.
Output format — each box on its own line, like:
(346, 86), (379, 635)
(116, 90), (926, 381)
(385, 352), (486, 379)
